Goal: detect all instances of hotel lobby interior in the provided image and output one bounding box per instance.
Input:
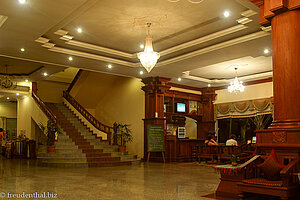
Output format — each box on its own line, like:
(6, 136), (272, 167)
(0, 0), (299, 199)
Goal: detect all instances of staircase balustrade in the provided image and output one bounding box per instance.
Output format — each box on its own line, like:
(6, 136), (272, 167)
(63, 91), (114, 144)
(32, 92), (57, 123)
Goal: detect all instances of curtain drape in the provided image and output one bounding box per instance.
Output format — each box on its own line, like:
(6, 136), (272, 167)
(215, 98), (272, 119)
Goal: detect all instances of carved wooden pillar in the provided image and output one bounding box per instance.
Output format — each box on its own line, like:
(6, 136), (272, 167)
(249, 0), (300, 149)
(197, 88), (216, 139)
(142, 77), (171, 160)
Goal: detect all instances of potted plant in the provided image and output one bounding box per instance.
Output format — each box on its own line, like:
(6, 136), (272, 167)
(231, 154), (240, 166)
(38, 120), (62, 153)
(114, 123), (133, 152)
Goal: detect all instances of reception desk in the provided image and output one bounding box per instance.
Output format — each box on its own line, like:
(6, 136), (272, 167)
(165, 135), (204, 162)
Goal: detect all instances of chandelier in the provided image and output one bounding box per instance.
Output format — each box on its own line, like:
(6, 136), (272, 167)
(228, 67), (245, 93)
(137, 23), (160, 73)
(0, 65), (17, 89)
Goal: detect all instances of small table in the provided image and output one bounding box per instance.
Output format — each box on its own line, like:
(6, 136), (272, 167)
(215, 164), (243, 199)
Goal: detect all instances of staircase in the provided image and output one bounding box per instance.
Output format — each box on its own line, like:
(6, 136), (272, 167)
(37, 103), (138, 167)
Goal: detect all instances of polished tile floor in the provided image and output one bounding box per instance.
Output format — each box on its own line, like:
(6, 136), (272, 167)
(0, 157), (219, 200)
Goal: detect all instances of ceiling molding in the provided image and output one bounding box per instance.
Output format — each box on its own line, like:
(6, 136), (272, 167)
(35, 30), (270, 70)
(169, 87), (202, 95)
(236, 17), (252, 25)
(48, 46), (137, 68)
(182, 70), (273, 84)
(241, 9), (257, 17)
(159, 24), (248, 56)
(0, 54), (71, 68)
(35, 37), (50, 44)
(156, 30), (270, 67)
(55, 10), (255, 59)
(54, 29), (69, 36)
(213, 77), (272, 90)
(36, 36), (138, 67)
(32, 9), (263, 70)
(261, 26), (271, 32)
(66, 40), (135, 59)
(0, 15), (8, 28)
(168, 82), (202, 92)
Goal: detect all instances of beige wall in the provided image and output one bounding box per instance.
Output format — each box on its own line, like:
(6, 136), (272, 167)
(215, 82), (273, 104)
(17, 96), (48, 139)
(0, 102), (17, 118)
(71, 71), (145, 158)
(37, 81), (69, 103)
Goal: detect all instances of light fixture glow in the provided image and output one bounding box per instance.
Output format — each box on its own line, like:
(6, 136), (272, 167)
(140, 44), (144, 49)
(228, 67), (245, 93)
(20, 48), (25, 52)
(137, 23), (160, 73)
(178, 78), (182, 81)
(77, 28), (82, 33)
(16, 93), (19, 96)
(139, 71), (144, 75)
(19, 0), (26, 4)
(68, 56), (73, 61)
(264, 49), (270, 54)
(43, 72), (48, 76)
(25, 79), (28, 82)
(107, 64), (112, 69)
(6, 97), (10, 100)
(224, 11), (230, 18)
(208, 84), (211, 87)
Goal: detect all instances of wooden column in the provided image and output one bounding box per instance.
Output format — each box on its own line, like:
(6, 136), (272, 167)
(250, 0), (300, 148)
(142, 77), (171, 160)
(32, 82), (38, 95)
(197, 87), (216, 139)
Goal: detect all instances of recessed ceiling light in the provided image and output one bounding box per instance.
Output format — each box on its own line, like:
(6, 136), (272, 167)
(20, 48), (25, 52)
(77, 28), (82, 33)
(25, 79), (28, 82)
(68, 56), (73, 61)
(139, 71), (144, 75)
(208, 84), (211, 87)
(43, 72), (48, 76)
(224, 11), (230, 18)
(16, 93), (19, 96)
(19, 0), (26, 4)
(140, 44), (144, 49)
(107, 64), (112, 69)
(264, 49), (270, 54)
(6, 97), (10, 100)
(178, 78), (182, 81)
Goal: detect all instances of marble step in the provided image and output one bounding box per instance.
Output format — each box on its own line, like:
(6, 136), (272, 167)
(37, 153), (86, 158)
(38, 161), (88, 168)
(38, 157), (87, 162)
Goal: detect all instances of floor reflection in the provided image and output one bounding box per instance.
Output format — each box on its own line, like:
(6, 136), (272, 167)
(0, 157), (219, 200)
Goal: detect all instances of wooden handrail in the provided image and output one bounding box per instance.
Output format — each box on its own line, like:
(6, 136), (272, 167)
(67, 69), (82, 93)
(63, 91), (113, 143)
(32, 92), (57, 123)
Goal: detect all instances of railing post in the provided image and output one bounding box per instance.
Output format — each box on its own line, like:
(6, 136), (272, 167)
(113, 122), (118, 145)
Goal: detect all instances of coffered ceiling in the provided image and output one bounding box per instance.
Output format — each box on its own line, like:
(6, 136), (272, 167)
(0, 0), (272, 88)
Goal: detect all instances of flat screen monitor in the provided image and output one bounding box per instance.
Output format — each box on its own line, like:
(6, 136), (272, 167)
(176, 103), (186, 113)
(252, 136), (257, 143)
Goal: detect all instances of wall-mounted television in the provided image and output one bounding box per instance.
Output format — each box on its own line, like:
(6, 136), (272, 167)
(176, 103), (186, 113)
(252, 136), (257, 144)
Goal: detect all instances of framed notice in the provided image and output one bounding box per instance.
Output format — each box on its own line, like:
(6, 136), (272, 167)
(177, 127), (186, 138)
(147, 125), (164, 152)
